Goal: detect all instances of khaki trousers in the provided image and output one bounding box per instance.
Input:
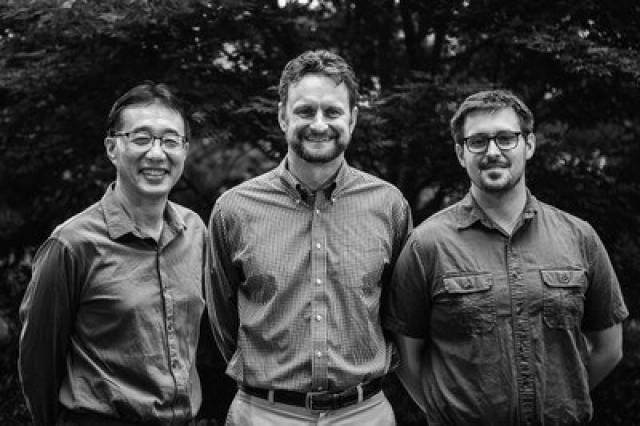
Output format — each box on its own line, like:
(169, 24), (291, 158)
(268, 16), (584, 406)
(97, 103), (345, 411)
(225, 389), (396, 426)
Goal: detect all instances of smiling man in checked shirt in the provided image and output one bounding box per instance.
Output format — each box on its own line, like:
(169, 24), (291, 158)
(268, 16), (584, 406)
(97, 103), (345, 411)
(206, 50), (412, 425)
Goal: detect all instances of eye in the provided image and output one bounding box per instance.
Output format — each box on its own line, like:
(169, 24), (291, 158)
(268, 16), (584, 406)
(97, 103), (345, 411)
(161, 136), (181, 149)
(324, 108), (343, 119)
(293, 106), (315, 118)
(130, 132), (152, 145)
(467, 135), (488, 148)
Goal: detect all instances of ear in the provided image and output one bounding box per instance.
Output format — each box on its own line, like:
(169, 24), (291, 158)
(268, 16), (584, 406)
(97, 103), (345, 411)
(183, 142), (190, 155)
(525, 132), (536, 160)
(349, 106), (358, 135)
(455, 142), (466, 167)
(104, 137), (118, 165)
(278, 102), (287, 132)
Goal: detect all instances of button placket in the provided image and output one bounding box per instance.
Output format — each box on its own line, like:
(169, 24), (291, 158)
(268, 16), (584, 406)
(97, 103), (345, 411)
(310, 196), (328, 391)
(507, 242), (536, 422)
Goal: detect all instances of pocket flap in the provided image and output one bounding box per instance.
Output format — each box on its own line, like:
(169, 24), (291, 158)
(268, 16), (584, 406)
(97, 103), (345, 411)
(541, 270), (584, 288)
(443, 274), (492, 294)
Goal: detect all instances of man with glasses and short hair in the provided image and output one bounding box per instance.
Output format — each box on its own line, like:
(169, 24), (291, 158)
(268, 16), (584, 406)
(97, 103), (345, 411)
(206, 50), (412, 425)
(384, 89), (628, 425)
(19, 82), (206, 425)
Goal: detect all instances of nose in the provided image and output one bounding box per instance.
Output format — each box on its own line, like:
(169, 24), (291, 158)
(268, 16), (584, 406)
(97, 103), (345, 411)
(146, 137), (167, 159)
(309, 110), (329, 132)
(485, 138), (502, 157)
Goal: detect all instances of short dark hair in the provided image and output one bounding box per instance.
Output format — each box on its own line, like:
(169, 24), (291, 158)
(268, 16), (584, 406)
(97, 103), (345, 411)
(278, 50), (359, 110)
(106, 81), (190, 140)
(450, 89), (534, 144)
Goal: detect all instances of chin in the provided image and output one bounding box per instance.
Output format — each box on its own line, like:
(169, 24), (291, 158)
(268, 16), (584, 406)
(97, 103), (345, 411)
(139, 184), (173, 198)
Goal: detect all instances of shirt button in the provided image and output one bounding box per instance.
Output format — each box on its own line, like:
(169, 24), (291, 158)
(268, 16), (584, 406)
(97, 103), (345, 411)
(171, 360), (179, 369)
(315, 209), (321, 215)
(511, 272), (518, 279)
(315, 242), (322, 249)
(560, 273), (570, 283)
(315, 315), (323, 321)
(167, 323), (174, 332)
(316, 351), (323, 358)
(315, 278), (323, 285)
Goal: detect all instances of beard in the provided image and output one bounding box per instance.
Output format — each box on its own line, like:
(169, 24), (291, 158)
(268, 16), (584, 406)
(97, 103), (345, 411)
(475, 158), (524, 193)
(289, 131), (349, 164)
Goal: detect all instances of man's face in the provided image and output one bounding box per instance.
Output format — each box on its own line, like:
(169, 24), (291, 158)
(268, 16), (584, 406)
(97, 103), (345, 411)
(278, 74), (357, 164)
(455, 107), (535, 195)
(105, 103), (188, 202)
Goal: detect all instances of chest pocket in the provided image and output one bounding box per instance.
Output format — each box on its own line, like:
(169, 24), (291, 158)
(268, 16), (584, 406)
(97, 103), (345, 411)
(434, 274), (496, 336)
(541, 269), (586, 330)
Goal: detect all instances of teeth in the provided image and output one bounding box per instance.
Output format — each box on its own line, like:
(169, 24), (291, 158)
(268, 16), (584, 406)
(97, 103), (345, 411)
(142, 169), (166, 176)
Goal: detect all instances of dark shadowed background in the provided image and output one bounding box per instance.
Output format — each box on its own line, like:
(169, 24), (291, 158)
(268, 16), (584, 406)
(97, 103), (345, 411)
(1, 0), (639, 424)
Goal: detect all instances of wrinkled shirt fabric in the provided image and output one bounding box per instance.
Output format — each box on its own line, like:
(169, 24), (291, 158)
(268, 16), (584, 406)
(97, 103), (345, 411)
(19, 184), (206, 425)
(384, 191), (628, 426)
(206, 158), (412, 392)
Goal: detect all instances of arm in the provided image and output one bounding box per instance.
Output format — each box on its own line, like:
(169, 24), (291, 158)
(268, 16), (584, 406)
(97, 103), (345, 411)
(394, 334), (428, 413)
(18, 239), (76, 426)
(584, 323), (623, 390)
(205, 206), (240, 363)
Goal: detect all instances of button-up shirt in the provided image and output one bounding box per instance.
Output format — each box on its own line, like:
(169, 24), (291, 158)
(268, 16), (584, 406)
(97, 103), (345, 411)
(19, 184), (206, 425)
(384, 191), (628, 425)
(206, 159), (412, 392)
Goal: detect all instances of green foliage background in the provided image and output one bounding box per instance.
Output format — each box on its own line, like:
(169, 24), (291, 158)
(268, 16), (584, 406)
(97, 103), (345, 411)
(1, 0), (639, 424)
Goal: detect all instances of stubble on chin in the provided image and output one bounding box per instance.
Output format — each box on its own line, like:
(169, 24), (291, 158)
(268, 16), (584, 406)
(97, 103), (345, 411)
(292, 138), (346, 164)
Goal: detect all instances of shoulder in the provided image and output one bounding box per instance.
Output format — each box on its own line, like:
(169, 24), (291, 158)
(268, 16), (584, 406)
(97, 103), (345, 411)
(345, 167), (408, 204)
(168, 201), (206, 230)
(215, 169), (280, 209)
(413, 201), (460, 236)
(49, 201), (104, 247)
(534, 199), (596, 237)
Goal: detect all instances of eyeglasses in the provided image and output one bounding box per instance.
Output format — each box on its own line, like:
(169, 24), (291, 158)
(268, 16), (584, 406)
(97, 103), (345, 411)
(112, 131), (187, 154)
(462, 131), (523, 153)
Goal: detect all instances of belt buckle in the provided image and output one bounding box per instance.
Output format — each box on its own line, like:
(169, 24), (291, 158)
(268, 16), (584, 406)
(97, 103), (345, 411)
(305, 390), (332, 413)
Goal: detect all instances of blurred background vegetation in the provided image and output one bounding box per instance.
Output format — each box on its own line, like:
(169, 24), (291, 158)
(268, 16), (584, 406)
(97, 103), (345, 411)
(1, 0), (639, 424)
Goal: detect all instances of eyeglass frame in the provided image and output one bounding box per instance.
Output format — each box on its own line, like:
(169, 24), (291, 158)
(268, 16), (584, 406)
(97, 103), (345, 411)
(111, 130), (188, 153)
(460, 131), (526, 154)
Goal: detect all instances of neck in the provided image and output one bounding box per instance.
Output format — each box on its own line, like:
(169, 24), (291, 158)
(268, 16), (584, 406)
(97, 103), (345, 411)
(287, 154), (343, 190)
(114, 184), (167, 241)
(471, 184), (527, 235)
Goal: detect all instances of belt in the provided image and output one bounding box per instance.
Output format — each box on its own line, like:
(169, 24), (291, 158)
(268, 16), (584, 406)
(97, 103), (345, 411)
(242, 377), (383, 412)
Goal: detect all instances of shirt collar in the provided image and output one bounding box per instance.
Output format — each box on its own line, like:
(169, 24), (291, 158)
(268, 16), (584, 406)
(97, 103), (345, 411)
(275, 156), (348, 203)
(101, 183), (186, 240)
(455, 189), (539, 230)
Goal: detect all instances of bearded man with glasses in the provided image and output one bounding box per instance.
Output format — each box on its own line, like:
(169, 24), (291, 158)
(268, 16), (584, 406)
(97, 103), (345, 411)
(384, 89), (628, 425)
(19, 82), (206, 425)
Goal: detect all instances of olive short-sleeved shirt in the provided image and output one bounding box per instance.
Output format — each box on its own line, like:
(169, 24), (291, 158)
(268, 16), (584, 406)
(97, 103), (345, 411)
(384, 192), (628, 425)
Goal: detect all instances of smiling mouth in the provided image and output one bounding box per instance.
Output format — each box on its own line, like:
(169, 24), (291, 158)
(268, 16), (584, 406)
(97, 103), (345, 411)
(304, 137), (333, 143)
(141, 169), (168, 177)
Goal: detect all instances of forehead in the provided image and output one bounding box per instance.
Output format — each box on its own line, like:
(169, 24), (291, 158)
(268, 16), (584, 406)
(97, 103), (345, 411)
(463, 107), (521, 136)
(286, 74), (350, 107)
(119, 102), (185, 133)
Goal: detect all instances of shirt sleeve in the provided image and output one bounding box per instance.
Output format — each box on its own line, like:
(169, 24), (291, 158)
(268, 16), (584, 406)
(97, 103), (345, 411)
(393, 196), (414, 263)
(205, 204), (240, 363)
(383, 235), (431, 338)
(582, 228), (629, 331)
(381, 195), (413, 320)
(18, 238), (79, 426)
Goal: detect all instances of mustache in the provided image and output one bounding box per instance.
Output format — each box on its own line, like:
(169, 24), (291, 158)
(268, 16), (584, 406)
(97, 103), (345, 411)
(479, 158), (510, 170)
(301, 128), (337, 139)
